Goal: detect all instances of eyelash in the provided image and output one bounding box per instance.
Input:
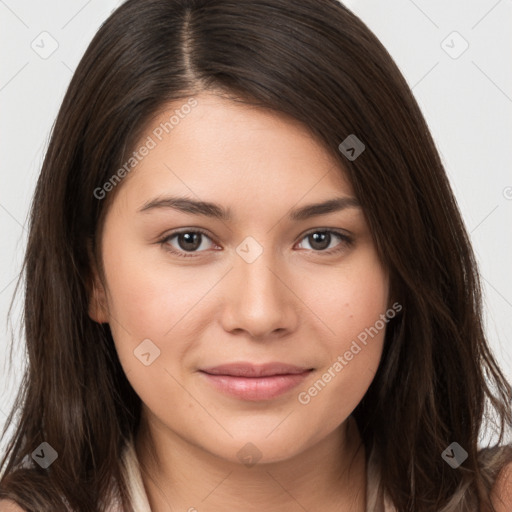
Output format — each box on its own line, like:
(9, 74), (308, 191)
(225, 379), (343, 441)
(158, 228), (353, 259)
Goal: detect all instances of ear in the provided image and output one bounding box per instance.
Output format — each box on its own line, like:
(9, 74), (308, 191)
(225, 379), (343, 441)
(88, 266), (109, 324)
(87, 241), (109, 324)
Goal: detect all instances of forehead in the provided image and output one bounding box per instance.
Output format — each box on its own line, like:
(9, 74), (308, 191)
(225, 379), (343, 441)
(114, 92), (354, 210)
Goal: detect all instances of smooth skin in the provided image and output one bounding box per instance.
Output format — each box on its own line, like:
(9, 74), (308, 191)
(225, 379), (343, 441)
(2, 101), (511, 512)
(88, 92), (389, 511)
(87, 92), (385, 511)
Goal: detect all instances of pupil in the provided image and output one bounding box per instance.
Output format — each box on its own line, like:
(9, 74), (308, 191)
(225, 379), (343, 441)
(179, 232), (201, 251)
(310, 232), (330, 250)
(176, 232), (331, 252)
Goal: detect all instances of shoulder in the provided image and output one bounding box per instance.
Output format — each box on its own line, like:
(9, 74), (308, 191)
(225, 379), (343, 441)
(491, 460), (512, 512)
(0, 500), (26, 512)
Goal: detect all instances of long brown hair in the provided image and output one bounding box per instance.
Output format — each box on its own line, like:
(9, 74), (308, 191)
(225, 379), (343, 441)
(1, 0), (511, 510)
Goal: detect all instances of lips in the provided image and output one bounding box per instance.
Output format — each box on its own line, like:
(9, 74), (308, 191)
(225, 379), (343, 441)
(199, 362), (314, 401)
(200, 362), (313, 378)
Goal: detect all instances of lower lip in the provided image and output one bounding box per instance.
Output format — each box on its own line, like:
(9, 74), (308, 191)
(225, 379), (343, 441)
(200, 370), (312, 401)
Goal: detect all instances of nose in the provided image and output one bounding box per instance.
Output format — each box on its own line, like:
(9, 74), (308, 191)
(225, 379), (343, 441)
(219, 249), (299, 339)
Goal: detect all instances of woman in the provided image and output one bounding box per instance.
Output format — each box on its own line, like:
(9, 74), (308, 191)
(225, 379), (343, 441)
(1, 0), (511, 510)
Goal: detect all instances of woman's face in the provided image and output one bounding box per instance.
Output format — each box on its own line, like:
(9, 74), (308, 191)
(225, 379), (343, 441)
(90, 92), (390, 464)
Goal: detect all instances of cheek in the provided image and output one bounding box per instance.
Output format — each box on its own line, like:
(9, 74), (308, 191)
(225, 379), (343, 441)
(100, 231), (226, 391)
(300, 245), (389, 348)
(102, 232), (211, 335)
(295, 248), (388, 412)
(100, 241), (199, 411)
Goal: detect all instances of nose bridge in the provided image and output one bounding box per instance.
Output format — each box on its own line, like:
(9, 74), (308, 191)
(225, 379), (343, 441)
(220, 236), (297, 337)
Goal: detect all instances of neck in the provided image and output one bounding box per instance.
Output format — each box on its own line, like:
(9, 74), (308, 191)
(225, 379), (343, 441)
(135, 412), (367, 512)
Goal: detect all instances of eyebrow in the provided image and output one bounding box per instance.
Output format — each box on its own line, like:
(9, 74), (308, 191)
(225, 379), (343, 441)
(138, 195), (361, 221)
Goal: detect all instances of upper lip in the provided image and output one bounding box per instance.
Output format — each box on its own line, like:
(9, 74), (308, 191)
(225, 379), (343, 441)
(200, 362), (313, 377)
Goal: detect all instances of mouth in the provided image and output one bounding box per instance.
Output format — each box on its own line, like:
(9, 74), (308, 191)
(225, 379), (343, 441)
(199, 362), (314, 401)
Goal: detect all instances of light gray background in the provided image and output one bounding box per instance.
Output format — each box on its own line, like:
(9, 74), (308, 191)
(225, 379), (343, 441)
(1, 0), (511, 454)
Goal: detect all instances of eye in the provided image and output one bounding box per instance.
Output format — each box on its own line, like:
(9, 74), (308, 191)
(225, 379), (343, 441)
(158, 228), (353, 258)
(159, 229), (219, 258)
(296, 230), (353, 254)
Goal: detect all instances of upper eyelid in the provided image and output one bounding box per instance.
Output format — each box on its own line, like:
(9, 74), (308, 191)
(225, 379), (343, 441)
(162, 228), (351, 250)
